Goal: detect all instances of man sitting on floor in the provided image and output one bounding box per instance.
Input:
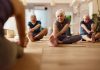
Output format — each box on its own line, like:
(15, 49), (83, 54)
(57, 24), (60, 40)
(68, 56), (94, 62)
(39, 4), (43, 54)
(80, 15), (100, 42)
(28, 15), (48, 42)
(49, 9), (82, 47)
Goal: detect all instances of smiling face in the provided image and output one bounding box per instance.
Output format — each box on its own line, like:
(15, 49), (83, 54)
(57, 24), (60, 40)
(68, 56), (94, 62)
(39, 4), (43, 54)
(56, 9), (65, 23)
(56, 13), (65, 23)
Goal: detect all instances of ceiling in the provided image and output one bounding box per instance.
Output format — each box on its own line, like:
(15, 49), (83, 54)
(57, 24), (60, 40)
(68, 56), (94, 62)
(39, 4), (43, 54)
(21, 0), (92, 6)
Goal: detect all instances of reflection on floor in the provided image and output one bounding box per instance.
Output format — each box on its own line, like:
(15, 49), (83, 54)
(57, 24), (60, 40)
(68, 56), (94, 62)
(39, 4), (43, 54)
(10, 36), (100, 70)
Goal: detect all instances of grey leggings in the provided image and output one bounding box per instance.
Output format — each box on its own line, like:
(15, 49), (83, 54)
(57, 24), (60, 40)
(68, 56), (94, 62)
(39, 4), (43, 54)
(0, 36), (23, 70)
(58, 35), (82, 44)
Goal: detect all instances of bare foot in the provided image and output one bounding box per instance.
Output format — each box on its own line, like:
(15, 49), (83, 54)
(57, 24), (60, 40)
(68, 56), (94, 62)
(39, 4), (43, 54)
(58, 40), (63, 44)
(49, 35), (58, 47)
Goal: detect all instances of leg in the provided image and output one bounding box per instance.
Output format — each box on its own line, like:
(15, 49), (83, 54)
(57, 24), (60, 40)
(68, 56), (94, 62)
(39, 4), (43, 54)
(82, 35), (92, 42)
(0, 37), (23, 70)
(92, 32), (100, 42)
(28, 31), (36, 42)
(35, 28), (48, 40)
(63, 35), (82, 44)
(95, 32), (100, 39)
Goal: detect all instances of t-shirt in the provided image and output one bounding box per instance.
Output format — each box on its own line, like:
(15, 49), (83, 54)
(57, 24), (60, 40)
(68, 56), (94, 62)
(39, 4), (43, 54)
(80, 19), (94, 35)
(28, 21), (41, 33)
(55, 18), (70, 35)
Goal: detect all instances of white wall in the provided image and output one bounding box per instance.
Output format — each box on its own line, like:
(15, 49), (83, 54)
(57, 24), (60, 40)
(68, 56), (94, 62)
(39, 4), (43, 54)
(26, 4), (72, 34)
(71, 2), (89, 35)
(27, 0), (72, 4)
(93, 0), (100, 14)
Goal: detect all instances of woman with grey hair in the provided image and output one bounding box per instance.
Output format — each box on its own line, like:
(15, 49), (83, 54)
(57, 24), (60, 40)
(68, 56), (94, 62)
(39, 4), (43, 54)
(49, 9), (82, 47)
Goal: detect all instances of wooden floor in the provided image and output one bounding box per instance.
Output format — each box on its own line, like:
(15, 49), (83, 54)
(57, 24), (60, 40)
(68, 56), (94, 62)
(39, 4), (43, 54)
(10, 36), (100, 70)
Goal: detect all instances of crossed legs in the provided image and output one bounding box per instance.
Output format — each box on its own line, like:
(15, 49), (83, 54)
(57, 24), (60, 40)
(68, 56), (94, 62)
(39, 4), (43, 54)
(28, 28), (48, 42)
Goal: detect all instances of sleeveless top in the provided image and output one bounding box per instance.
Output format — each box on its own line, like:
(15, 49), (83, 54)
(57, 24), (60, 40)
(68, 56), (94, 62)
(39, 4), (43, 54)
(0, 0), (14, 36)
(55, 18), (70, 35)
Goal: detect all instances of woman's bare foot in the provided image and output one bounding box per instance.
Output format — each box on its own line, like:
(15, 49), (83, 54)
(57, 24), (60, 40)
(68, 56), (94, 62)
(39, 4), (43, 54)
(49, 35), (58, 47)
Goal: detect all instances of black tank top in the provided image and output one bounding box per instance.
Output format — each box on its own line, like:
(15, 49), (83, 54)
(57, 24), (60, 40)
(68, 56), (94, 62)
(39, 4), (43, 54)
(0, 0), (14, 36)
(55, 18), (70, 35)
(0, 0), (13, 24)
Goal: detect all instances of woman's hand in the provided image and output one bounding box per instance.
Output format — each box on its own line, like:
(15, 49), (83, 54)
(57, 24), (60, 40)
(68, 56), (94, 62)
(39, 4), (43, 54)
(16, 37), (29, 47)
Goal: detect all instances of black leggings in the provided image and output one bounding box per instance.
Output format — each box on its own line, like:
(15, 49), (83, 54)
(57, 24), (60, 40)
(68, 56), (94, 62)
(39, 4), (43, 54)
(58, 35), (82, 44)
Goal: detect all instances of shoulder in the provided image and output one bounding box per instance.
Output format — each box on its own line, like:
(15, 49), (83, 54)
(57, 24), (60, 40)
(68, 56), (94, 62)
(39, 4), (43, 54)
(64, 18), (70, 24)
(37, 21), (41, 24)
(90, 19), (94, 23)
(54, 20), (59, 25)
(80, 20), (84, 24)
(28, 22), (32, 25)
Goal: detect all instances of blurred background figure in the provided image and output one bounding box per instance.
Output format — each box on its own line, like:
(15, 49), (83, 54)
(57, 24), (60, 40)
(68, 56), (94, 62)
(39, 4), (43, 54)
(28, 15), (48, 42)
(0, 0), (28, 70)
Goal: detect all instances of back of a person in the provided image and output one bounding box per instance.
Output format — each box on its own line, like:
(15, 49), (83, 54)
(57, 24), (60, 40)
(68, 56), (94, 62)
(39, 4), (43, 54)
(0, 0), (13, 24)
(0, 0), (14, 37)
(0, 0), (25, 70)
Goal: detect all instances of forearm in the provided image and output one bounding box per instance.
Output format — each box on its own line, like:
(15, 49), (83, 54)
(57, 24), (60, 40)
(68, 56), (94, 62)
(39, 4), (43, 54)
(31, 24), (41, 31)
(16, 7), (26, 47)
(81, 24), (90, 33)
(91, 24), (96, 32)
(16, 17), (26, 47)
(57, 24), (70, 37)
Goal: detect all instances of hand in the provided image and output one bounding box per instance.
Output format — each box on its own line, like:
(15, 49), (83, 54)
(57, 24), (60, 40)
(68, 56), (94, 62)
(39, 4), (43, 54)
(29, 29), (34, 32)
(91, 30), (94, 33)
(87, 31), (91, 34)
(16, 37), (29, 47)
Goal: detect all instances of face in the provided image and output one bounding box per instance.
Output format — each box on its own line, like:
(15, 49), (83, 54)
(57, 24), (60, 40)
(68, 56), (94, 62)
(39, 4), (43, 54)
(84, 16), (90, 23)
(31, 16), (37, 23)
(56, 13), (65, 23)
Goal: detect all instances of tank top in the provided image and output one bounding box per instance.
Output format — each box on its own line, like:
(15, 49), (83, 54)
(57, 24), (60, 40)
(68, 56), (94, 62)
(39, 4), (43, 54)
(0, 0), (14, 36)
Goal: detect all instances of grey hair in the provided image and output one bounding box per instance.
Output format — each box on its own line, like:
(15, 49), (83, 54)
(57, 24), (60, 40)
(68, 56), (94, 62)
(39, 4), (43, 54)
(56, 9), (65, 17)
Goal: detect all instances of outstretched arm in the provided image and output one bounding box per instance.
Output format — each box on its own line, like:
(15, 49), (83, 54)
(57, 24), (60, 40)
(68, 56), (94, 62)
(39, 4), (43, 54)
(57, 23), (70, 37)
(11, 0), (26, 47)
(52, 22), (70, 38)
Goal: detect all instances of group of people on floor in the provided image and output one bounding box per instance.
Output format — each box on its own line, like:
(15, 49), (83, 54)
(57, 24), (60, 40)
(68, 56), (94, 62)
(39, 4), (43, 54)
(0, 0), (100, 69)
(28, 9), (100, 47)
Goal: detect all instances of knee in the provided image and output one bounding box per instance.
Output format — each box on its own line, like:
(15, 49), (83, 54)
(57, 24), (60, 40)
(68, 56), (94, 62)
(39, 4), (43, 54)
(28, 32), (32, 36)
(42, 28), (48, 35)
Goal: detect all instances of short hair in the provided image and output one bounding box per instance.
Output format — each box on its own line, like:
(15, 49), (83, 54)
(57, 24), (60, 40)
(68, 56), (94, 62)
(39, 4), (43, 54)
(56, 9), (65, 17)
(83, 15), (90, 20)
(31, 15), (36, 18)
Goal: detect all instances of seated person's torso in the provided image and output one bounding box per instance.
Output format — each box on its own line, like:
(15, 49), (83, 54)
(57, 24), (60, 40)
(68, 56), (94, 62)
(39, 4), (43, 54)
(28, 21), (41, 34)
(80, 19), (94, 35)
(55, 18), (70, 36)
